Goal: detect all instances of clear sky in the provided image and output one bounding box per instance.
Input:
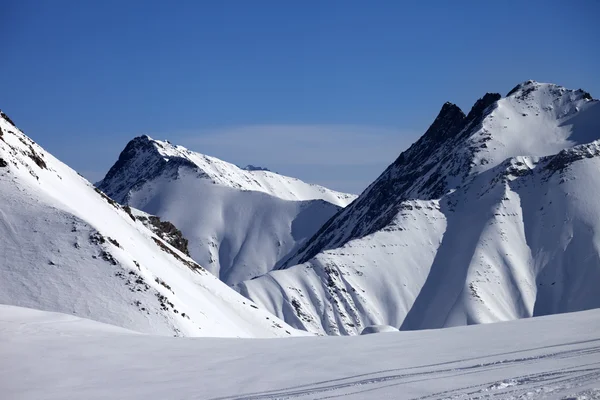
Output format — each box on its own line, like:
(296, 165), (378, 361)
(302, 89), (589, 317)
(2, 1), (599, 194)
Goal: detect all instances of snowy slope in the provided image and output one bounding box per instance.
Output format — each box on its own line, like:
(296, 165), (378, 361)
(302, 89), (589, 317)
(97, 136), (356, 285)
(2, 304), (599, 399)
(0, 111), (303, 338)
(239, 81), (600, 335)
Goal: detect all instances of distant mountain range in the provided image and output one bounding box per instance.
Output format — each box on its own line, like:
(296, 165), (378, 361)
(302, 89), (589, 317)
(1, 80), (598, 338)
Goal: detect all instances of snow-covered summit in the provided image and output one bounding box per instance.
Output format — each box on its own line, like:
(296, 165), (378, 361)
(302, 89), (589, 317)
(284, 81), (599, 266)
(239, 81), (600, 335)
(97, 136), (357, 285)
(98, 135), (355, 207)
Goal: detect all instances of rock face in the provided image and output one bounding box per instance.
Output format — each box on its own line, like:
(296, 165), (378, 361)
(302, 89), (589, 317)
(242, 164), (271, 172)
(99, 136), (198, 204)
(0, 111), (304, 338)
(239, 81), (600, 335)
(279, 93), (502, 267)
(97, 136), (356, 285)
(127, 207), (191, 256)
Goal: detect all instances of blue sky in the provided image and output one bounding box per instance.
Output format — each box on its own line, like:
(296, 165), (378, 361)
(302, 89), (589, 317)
(2, 1), (599, 193)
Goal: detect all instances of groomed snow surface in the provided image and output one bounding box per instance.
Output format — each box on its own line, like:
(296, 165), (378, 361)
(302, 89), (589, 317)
(1, 305), (599, 400)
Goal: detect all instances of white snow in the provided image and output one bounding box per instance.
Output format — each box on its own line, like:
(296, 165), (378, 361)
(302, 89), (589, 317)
(469, 82), (600, 175)
(1, 304), (598, 399)
(239, 82), (600, 335)
(0, 114), (304, 338)
(145, 137), (356, 206)
(1, 82), (599, 400)
(97, 136), (356, 285)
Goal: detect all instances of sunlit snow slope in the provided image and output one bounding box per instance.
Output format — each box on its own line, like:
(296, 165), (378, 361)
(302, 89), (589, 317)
(2, 305), (599, 399)
(97, 136), (356, 285)
(240, 81), (600, 335)
(0, 111), (302, 338)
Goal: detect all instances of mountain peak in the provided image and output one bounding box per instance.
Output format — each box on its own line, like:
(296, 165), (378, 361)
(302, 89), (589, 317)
(441, 101), (463, 113)
(421, 102), (466, 143)
(97, 136), (197, 203)
(465, 93), (501, 122)
(506, 80), (545, 97)
(282, 80), (599, 269)
(98, 136), (356, 206)
(242, 81), (600, 336)
(0, 110), (16, 127)
(0, 115), (304, 338)
(505, 80), (595, 103)
(97, 137), (356, 285)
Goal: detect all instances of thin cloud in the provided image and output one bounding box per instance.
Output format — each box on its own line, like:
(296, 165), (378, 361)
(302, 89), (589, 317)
(162, 124), (418, 194)
(172, 124), (416, 166)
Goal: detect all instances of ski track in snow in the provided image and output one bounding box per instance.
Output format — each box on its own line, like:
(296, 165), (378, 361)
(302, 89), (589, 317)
(209, 341), (600, 400)
(2, 306), (598, 400)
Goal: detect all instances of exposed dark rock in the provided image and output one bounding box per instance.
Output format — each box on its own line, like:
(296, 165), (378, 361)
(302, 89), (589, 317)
(123, 205), (136, 221)
(0, 110), (16, 127)
(421, 102), (466, 142)
(137, 214), (190, 256)
(94, 187), (118, 207)
(155, 292), (175, 311)
(284, 91), (503, 267)
(27, 145), (47, 169)
(101, 136), (156, 184)
(97, 136), (197, 203)
(151, 237), (203, 273)
(507, 81), (541, 99)
(89, 232), (106, 245)
(506, 83), (522, 97)
(578, 89), (593, 100)
(242, 164), (271, 172)
(0, 158), (7, 168)
(545, 143), (600, 172)
(107, 237), (121, 248)
(155, 277), (174, 294)
(464, 93), (501, 126)
(100, 250), (118, 265)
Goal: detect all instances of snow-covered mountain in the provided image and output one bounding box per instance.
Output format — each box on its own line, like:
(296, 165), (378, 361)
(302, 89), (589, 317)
(0, 111), (304, 338)
(97, 136), (356, 285)
(239, 81), (600, 335)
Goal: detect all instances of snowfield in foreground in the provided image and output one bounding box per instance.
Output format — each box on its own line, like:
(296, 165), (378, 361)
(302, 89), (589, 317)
(1, 305), (599, 400)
